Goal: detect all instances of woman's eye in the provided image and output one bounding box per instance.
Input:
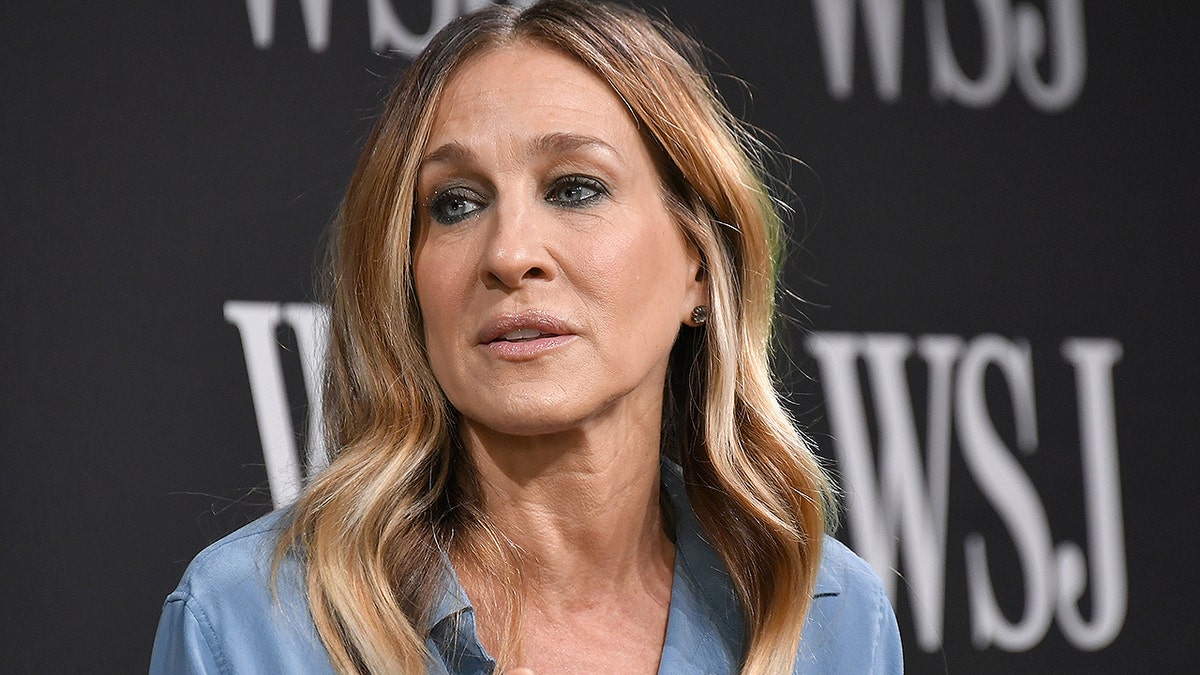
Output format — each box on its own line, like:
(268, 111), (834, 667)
(428, 189), (483, 224)
(546, 176), (606, 207)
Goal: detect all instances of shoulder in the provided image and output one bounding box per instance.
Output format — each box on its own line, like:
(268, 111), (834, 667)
(812, 536), (883, 598)
(659, 458), (903, 672)
(795, 536), (904, 674)
(170, 510), (292, 601)
(150, 510), (334, 674)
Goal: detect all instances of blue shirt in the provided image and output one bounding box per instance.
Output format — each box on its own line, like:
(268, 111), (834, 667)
(151, 461), (903, 673)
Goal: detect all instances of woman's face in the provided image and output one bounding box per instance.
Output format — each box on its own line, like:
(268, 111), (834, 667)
(413, 43), (706, 437)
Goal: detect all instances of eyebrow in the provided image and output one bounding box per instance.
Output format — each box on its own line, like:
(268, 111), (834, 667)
(420, 141), (471, 168)
(530, 132), (619, 158)
(420, 132), (621, 169)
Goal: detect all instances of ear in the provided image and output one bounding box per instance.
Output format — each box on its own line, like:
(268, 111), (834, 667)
(682, 252), (710, 327)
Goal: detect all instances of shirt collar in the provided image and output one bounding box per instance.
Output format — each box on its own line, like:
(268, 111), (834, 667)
(426, 555), (495, 673)
(427, 560), (472, 634)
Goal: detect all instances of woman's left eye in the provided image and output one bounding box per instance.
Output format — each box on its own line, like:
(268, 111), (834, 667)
(546, 176), (607, 207)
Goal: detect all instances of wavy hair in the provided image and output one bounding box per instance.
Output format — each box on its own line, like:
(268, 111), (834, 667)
(277, 1), (835, 672)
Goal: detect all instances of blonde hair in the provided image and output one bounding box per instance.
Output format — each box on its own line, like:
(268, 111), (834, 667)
(277, 1), (835, 673)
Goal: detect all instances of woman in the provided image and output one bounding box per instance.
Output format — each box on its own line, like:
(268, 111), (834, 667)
(151, 1), (902, 673)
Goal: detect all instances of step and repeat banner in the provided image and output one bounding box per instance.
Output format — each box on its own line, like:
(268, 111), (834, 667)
(4, 1), (1197, 672)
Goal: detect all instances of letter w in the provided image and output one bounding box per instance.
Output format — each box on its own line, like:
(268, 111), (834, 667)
(805, 332), (960, 651)
(245, 0), (332, 51)
(811, 0), (905, 101)
(224, 301), (330, 508)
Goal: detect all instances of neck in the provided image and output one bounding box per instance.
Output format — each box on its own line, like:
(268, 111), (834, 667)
(450, 410), (677, 671)
(458, 419), (672, 598)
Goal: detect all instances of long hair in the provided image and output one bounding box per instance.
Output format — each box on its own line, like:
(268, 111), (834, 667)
(276, 1), (835, 672)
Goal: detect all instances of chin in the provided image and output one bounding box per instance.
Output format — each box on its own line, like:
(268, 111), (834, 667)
(452, 390), (601, 439)
(464, 406), (588, 438)
(444, 372), (653, 440)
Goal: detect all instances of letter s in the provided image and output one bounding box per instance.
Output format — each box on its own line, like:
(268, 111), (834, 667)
(957, 335), (1055, 651)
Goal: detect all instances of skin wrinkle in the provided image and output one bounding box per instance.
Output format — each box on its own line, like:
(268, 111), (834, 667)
(421, 133), (625, 175)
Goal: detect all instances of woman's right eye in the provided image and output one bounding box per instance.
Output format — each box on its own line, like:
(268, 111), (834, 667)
(428, 188), (484, 225)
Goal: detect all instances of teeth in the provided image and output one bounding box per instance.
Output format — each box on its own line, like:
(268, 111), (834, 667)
(501, 328), (543, 341)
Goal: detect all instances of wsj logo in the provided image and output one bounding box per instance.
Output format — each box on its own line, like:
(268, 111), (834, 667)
(244, 0), (532, 56)
(806, 333), (1125, 652)
(245, 0), (1084, 111)
(811, 0), (1087, 112)
(224, 303), (1126, 652)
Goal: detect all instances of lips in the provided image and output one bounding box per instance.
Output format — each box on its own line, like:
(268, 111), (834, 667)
(477, 310), (576, 359)
(477, 310), (574, 345)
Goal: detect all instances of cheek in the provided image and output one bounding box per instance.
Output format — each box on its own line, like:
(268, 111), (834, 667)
(412, 249), (470, 403)
(413, 246), (466, 344)
(619, 218), (692, 299)
(576, 215), (692, 337)
(564, 228), (645, 328)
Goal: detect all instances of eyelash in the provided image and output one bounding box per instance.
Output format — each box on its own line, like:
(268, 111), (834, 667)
(545, 175), (608, 208)
(427, 186), (484, 225)
(425, 175), (609, 226)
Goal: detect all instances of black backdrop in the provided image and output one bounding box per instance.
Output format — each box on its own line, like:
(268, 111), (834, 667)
(3, 1), (1197, 672)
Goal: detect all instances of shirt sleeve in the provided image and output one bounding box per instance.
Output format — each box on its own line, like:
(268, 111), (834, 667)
(149, 593), (225, 675)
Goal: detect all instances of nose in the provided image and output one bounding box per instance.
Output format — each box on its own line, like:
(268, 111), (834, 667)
(478, 197), (554, 289)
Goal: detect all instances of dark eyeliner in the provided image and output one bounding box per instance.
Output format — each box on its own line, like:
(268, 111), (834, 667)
(546, 175), (608, 207)
(428, 186), (485, 225)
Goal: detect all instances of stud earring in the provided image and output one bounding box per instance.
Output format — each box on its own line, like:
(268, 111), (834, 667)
(691, 305), (709, 326)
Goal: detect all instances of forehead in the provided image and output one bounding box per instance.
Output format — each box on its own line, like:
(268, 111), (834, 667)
(426, 42), (646, 158)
